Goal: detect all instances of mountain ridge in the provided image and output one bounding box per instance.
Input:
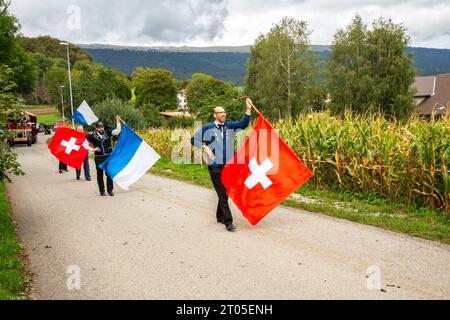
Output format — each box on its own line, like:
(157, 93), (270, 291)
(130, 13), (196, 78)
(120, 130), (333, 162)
(78, 44), (333, 53)
(79, 44), (450, 84)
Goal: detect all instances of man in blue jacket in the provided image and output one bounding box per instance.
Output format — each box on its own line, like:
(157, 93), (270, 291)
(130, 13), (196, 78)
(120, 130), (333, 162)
(191, 99), (253, 232)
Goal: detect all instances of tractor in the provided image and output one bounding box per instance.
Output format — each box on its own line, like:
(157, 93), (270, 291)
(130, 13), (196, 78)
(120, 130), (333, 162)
(7, 111), (38, 147)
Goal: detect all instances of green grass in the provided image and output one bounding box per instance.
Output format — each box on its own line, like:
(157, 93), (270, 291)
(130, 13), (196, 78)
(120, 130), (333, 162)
(150, 157), (450, 244)
(0, 182), (27, 300)
(150, 157), (213, 188)
(37, 113), (61, 125)
(23, 104), (57, 110)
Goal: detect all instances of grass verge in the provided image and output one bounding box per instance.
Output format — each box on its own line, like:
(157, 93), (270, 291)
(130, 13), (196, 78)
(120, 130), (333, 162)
(0, 182), (27, 300)
(150, 157), (450, 244)
(37, 113), (61, 125)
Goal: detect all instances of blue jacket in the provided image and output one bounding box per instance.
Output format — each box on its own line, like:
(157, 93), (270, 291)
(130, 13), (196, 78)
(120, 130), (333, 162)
(191, 114), (251, 167)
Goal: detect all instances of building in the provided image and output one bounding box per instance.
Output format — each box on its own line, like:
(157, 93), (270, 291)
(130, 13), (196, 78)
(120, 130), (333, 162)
(412, 73), (450, 116)
(159, 89), (192, 119)
(177, 89), (188, 112)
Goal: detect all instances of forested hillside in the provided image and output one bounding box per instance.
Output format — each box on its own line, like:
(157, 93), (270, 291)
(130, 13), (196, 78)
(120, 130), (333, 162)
(84, 49), (249, 84)
(83, 45), (450, 84)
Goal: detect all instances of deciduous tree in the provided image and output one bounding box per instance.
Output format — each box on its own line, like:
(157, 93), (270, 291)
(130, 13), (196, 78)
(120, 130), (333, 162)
(245, 17), (322, 119)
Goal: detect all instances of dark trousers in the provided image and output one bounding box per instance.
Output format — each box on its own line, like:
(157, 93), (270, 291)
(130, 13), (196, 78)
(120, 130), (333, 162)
(58, 161), (67, 172)
(95, 156), (113, 193)
(208, 166), (233, 226)
(76, 155), (91, 180)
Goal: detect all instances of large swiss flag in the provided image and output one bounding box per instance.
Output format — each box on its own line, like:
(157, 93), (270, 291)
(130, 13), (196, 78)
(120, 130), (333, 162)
(48, 124), (88, 170)
(221, 113), (313, 225)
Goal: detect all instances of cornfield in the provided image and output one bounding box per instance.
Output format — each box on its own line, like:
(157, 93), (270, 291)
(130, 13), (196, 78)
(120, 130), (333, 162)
(139, 112), (450, 211)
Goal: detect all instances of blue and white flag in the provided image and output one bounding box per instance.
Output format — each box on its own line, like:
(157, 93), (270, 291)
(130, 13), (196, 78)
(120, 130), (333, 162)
(99, 124), (160, 190)
(72, 100), (98, 126)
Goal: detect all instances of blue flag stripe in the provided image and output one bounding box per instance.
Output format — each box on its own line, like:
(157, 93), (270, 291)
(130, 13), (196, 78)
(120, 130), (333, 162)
(72, 111), (88, 126)
(99, 124), (142, 179)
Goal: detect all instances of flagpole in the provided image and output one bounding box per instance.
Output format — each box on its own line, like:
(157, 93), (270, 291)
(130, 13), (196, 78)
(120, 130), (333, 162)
(239, 96), (262, 115)
(249, 101), (262, 115)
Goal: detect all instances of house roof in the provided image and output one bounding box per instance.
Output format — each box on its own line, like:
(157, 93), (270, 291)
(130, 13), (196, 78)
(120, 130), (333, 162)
(412, 76), (436, 97)
(413, 73), (450, 115)
(159, 111), (191, 118)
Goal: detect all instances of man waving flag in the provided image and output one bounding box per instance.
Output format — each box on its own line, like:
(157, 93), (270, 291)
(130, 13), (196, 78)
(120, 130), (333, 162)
(99, 124), (160, 190)
(221, 112), (313, 225)
(72, 100), (98, 126)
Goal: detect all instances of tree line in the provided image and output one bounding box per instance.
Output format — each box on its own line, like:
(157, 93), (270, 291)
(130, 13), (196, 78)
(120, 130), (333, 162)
(246, 16), (417, 120)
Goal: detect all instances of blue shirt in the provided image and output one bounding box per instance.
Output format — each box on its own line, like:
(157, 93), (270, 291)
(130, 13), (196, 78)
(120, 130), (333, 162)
(191, 114), (251, 167)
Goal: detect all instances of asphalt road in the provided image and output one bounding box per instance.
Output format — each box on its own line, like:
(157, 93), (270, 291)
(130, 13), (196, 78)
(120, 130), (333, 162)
(6, 135), (450, 300)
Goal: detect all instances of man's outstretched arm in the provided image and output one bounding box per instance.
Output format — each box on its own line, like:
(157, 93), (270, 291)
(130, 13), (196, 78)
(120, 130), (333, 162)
(227, 98), (253, 130)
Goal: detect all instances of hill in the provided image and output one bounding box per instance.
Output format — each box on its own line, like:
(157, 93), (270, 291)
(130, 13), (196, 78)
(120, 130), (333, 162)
(80, 44), (450, 84)
(82, 49), (249, 84)
(20, 36), (93, 64)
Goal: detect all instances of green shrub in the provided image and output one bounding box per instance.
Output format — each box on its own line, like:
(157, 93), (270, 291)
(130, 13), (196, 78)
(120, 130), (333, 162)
(91, 97), (146, 130)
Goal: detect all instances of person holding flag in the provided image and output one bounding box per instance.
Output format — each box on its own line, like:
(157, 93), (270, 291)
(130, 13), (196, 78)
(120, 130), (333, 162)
(191, 99), (253, 232)
(54, 119), (69, 174)
(98, 123), (160, 191)
(49, 123), (95, 172)
(86, 116), (122, 196)
(221, 101), (314, 226)
(75, 125), (92, 181)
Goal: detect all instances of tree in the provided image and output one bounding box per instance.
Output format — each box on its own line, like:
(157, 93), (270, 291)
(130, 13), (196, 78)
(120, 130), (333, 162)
(71, 65), (131, 108)
(366, 18), (416, 119)
(0, 0), (35, 95)
(0, 0), (19, 63)
(27, 53), (53, 104)
(324, 15), (416, 119)
(185, 73), (241, 123)
(18, 36), (93, 65)
(245, 17), (322, 119)
(131, 68), (178, 110)
(92, 97), (146, 131)
(44, 61), (132, 116)
(43, 65), (67, 111)
(139, 103), (163, 128)
(0, 65), (24, 182)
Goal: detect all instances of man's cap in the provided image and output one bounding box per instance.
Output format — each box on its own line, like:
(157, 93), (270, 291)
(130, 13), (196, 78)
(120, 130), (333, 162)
(96, 122), (104, 128)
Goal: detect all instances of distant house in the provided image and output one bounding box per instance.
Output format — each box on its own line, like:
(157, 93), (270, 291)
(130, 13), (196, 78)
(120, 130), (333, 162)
(412, 73), (450, 115)
(177, 89), (188, 111)
(159, 89), (191, 120)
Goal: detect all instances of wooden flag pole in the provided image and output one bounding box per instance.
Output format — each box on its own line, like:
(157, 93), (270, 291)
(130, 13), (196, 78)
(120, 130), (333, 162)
(117, 115), (125, 125)
(238, 96), (262, 115)
(249, 100), (262, 115)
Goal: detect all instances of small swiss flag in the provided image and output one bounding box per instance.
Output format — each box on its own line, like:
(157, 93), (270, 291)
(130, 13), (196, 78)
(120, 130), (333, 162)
(221, 113), (313, 225)
(48, 124), (88, 170)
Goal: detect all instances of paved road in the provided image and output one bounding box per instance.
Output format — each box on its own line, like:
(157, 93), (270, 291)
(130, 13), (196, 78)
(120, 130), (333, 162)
(6, 135), (450, 300)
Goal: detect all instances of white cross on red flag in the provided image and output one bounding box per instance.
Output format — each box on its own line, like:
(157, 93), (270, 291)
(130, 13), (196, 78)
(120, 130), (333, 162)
(221, 113), (314, 225)
(48, 124), (88, 170)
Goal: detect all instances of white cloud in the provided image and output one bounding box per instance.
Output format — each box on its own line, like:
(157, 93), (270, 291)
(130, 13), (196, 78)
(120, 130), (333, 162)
(10, 0), (228, 45)
(9, 0), (450, 48)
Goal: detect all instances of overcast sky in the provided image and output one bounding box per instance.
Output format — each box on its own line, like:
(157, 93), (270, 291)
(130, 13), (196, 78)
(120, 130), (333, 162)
(10, 0), (450, 48)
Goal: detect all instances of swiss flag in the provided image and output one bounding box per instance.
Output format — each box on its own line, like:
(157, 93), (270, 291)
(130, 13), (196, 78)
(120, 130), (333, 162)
(48, 124), (89, 170)
(221, 113), (313, 225)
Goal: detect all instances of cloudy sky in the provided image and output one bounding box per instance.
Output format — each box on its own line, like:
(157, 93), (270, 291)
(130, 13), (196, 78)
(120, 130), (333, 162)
(10, 0), (450, 48)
